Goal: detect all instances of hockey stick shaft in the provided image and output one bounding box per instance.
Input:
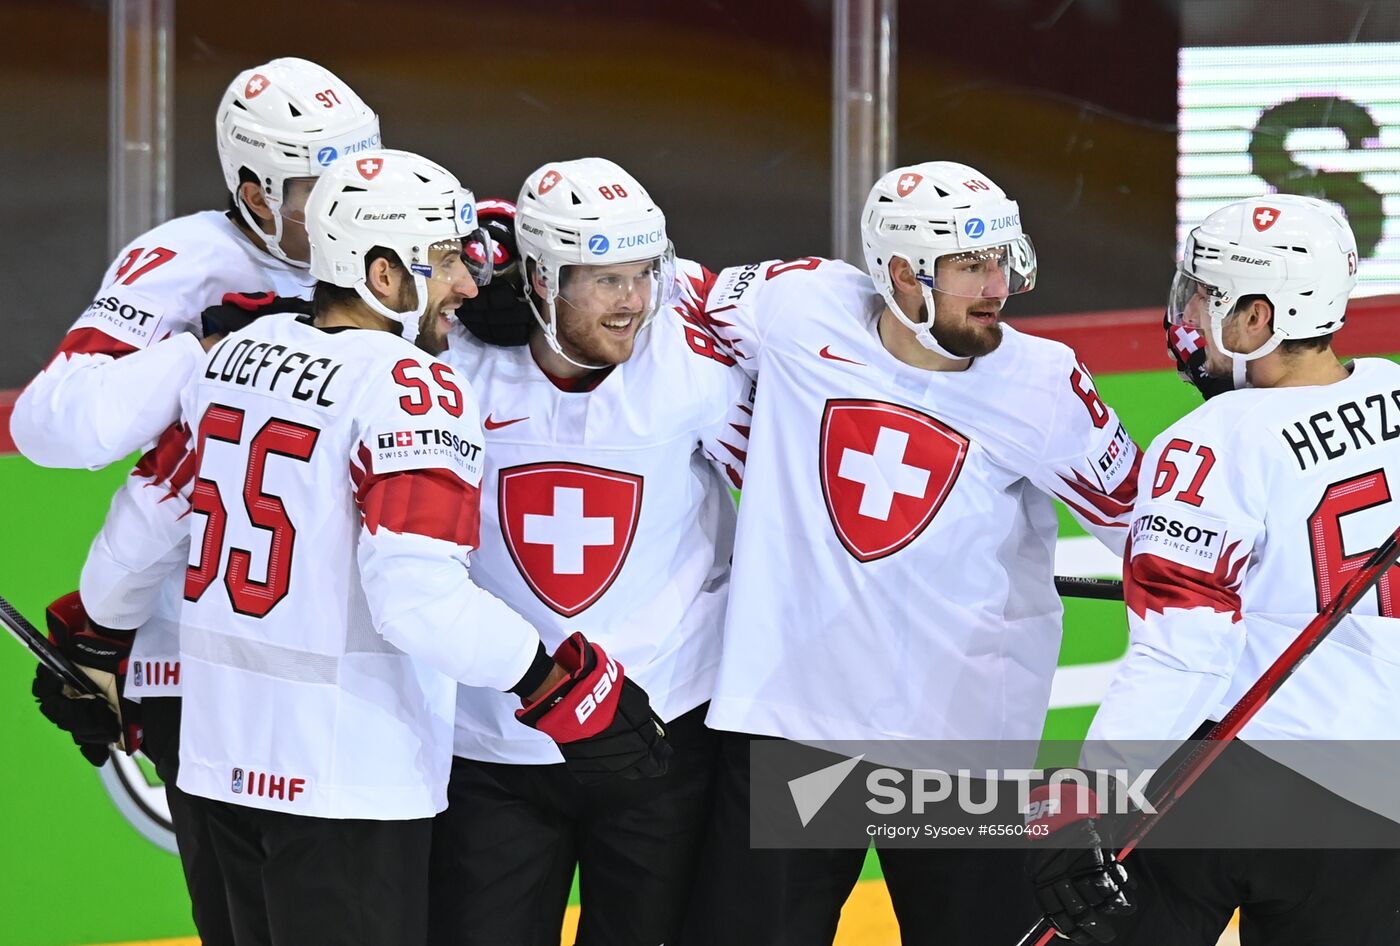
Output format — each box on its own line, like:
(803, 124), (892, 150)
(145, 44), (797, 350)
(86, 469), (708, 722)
(1054, 575), (1124, 601)
(0, 592), (102, 696)
(1017, 524), (1400, 946)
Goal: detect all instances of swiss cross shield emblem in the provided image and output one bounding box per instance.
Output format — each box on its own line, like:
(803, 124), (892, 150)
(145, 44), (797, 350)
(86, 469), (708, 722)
(356, 157), (383, 180)
(819, 399), (969, 563)
(244, 73), (270, 99)
(499, 462), (643, 617)
(1252, 206), (1280, 232)
(538, 169), (561, 195)
(896, 172), (923, 198)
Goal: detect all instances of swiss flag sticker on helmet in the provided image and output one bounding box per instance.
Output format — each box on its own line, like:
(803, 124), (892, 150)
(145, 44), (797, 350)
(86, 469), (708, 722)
(1252, 206), (1280, 232)
(499, 462), (643, 617)
(819, 399), (969, 563)
(538, 170), (562, 195)
(244, 74), (270, 99)
(356, 157), (383, 180)
(896, 172), (923, 198)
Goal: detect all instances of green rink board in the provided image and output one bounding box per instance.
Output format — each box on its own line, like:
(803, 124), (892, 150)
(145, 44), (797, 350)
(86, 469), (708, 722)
(0, 364), (1232, 945)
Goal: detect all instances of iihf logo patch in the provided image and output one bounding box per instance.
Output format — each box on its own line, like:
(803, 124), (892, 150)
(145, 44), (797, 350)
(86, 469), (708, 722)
(132, 661), (143, 688)
(231, 768), (245, 793)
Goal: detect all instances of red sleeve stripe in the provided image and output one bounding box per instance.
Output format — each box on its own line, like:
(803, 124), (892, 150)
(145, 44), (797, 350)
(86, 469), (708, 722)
(50, 327), (140, 363)
(1055, 467), (1137, 520)
(1125, 538), (1247, 621)
(357, 464), (482, 548)
(132, 421), (195, 499)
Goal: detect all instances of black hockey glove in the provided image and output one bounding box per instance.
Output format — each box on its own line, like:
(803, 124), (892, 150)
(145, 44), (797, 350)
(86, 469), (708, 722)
(1027, 779), (1135, 944)
(201, 291), (311, 339)
(39, 591), (142, 755)
(32, 664), (117, 767)
(456, 199), (536, 346)
(1164, 311), (1233, 401)
(516, 632), (673, 784)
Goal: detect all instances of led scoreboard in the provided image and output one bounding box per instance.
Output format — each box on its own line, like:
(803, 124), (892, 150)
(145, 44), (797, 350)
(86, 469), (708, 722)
(1179, 42), (1400, 296)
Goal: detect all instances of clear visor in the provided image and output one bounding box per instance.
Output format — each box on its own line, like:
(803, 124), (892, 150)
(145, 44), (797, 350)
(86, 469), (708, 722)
(555, 243), (678, 318)
(454, 229), (496, 286)
(271, 176), (317, 226)
(410, 238), (489, 288)
(1166, 271), (1226, 329)
(914, 236), (1037, 300)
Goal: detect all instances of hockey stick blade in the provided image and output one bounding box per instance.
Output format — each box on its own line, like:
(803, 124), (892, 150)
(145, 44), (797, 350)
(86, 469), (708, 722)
(0, 593), (102, 696)
(1016, 523), (1400, 946)
(1054, 575), (1124, 601)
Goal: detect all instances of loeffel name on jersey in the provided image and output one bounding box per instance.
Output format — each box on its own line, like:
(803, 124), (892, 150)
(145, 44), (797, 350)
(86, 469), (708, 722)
(1278, 388), (1400, 473)
(204, 336), (343, 408)
(373, 427), (483, 480)
(711, 262), (761, 307)
(1130, 506), (1226, 571)
(77, 292), (164, 347)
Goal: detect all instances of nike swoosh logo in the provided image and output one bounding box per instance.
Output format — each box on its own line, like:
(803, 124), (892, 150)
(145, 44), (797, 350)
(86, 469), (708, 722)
(819, 345), (865, 366)
(483, 414), (529, 430)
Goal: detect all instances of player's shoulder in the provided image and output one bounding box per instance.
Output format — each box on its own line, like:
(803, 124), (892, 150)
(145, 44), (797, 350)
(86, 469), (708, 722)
(975, 324), (1083, 408)
(1151, 387), (1264, 454)
(705, 256), (868, 310)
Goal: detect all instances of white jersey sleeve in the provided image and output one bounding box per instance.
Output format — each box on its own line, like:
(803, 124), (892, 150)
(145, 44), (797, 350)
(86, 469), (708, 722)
(12, 211), (311, 470)
(350, 359), (543, 692)
(79, 419), (197, 630)
(1027, 355), (1141, 554)
(683, 257), (830, 378)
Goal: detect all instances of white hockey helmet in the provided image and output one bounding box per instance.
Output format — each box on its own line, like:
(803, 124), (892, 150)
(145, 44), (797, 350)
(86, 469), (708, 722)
(1168, 194), (1358, 387)
(861, 161), (1036, 357)
(515, 158), (676, 369)
(216, 57), (382, 267)
(306, 149), (492, 345)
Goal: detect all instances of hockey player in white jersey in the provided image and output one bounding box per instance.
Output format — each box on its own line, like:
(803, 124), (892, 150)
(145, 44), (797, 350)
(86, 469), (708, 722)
(23, 57), (380, 946)
(425, 158), (753, 946)
(13, 57), (381, 470)
(677, 162), (1142, 946)
(1060, 196), (1400, 945)
(77, 149), (670, 946)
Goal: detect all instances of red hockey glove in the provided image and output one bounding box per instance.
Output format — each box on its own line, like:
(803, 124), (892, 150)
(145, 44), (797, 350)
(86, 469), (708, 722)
(516, 632), (672, 783)
(43, 591), (142, 753)
(1027, 779), (1135, 944)
(457, 199), (535, 346)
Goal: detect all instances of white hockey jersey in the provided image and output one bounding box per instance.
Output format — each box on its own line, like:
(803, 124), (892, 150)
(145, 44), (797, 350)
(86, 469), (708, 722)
(441, 264), (753, 765)
(13, 210), (312, 470)
(693, 258), (1140, 746)
(86, 312), (545, 819)
(1087, 358), (1400, 816)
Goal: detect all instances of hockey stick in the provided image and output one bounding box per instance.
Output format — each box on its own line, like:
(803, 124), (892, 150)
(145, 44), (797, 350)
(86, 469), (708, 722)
(1054, 575), (1124, 601)
(0, 593), (102, 696)
(1016, 523), (1400, 946)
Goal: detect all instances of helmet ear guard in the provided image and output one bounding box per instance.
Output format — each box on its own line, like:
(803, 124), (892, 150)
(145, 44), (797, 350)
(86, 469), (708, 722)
(305, 149), (491, 345)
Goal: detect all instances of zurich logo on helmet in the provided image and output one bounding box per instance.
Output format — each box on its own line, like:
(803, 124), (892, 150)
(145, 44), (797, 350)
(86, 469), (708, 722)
(317, 146), (338, 167)
(964, 218), (986, 239)
(459, 203), (475, 226)
(588, 234), (610, 255)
